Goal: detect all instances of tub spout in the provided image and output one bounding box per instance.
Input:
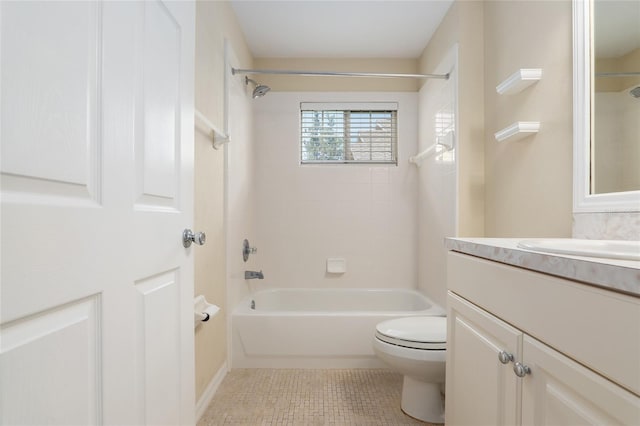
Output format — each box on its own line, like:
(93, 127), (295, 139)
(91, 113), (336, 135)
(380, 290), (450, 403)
(245, 270), (264, 280)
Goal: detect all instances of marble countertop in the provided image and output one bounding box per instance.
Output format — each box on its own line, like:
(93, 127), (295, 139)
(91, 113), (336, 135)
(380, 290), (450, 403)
(445, 238), (640, 297)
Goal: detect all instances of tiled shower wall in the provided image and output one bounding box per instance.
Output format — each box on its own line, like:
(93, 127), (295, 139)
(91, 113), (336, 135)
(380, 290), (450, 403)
(251, 92), (419, 290)
(416, 47), (458, 308)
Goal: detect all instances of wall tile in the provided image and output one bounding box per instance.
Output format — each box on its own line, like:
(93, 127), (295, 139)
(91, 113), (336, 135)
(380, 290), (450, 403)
(253, 92), (418, 290)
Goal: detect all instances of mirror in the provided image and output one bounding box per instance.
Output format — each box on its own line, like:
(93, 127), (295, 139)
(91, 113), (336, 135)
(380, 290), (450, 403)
(573, 0), (640, 212)
(592, 1), (640, 194)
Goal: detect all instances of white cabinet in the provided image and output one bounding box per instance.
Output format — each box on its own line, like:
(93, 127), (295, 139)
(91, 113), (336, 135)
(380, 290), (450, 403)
(446, 252), (640, 426)
(446, 294), (521, 425)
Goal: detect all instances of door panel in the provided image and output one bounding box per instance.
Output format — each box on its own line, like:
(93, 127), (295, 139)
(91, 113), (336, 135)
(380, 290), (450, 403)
(134, 270), (181, 425)
(1, 1), (100, 195)
(1, 0), (107, 322)
(137, 0), (181, 208)
(0, 296), (101, 425)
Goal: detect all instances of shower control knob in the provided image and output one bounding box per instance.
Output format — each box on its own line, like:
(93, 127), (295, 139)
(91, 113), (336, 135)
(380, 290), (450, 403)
(498, 351), (514, 365)
(183, 229), (206, 248)
(242, 239), (257, 261)
(513, 362), (531, 378)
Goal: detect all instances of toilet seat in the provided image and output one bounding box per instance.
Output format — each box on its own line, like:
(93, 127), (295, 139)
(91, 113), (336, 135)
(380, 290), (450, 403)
(375, 316), (446, 350)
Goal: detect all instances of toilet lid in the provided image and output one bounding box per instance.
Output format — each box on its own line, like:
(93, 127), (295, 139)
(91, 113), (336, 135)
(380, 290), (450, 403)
(375, 316), (446, 350)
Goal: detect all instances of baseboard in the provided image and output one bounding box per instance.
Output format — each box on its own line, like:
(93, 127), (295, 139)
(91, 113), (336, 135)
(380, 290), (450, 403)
(195, 361), (228, 422)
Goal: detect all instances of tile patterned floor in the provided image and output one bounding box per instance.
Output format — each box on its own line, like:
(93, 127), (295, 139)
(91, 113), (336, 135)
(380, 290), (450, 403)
(198, 369), (440, 426)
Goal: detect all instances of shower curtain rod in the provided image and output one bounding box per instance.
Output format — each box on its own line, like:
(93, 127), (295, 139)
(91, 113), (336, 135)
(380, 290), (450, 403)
(232, 67), (449, 80)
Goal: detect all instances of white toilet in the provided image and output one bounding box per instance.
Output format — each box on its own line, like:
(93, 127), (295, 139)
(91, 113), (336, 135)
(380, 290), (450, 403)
(372, 316), (447, 424)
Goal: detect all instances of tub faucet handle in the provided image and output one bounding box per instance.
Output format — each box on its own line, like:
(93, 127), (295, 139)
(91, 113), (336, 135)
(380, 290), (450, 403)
(243, 239), (258, 262)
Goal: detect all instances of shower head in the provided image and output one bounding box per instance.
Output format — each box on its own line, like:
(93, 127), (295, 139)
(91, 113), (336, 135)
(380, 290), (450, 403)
(245, 76), (271, 98)
(630, 86), (640, 99)
(252, 84), (271, 99)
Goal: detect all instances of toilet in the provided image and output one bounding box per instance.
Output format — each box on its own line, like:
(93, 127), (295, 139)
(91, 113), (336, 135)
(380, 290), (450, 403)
(372, 316), (447, 424)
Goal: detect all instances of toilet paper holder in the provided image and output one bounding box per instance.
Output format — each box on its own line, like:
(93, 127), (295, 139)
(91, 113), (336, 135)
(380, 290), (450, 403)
(194, 295), (220, 328)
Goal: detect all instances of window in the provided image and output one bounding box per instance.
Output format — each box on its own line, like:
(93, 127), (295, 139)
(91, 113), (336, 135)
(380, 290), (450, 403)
(300, 102), (398, 164)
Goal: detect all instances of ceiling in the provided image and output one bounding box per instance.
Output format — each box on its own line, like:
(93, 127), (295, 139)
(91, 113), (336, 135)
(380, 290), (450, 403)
(230, 1), (454, 59)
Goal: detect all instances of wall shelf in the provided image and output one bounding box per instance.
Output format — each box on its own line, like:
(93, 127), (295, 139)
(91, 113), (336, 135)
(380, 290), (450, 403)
(494, 121), (540, 142)
(496, 68), (542, 95)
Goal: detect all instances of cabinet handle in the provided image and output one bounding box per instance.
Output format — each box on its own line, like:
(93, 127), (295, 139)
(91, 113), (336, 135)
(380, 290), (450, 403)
(498, 351), (514, 364)
(513, 362), (531, 377)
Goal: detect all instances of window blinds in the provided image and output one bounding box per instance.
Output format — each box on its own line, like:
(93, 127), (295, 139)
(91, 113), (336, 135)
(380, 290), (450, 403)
(300, 102), (398, 164)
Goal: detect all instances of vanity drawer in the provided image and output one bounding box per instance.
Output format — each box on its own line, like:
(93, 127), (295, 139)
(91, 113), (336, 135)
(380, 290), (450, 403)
(447, 251), (640, 396)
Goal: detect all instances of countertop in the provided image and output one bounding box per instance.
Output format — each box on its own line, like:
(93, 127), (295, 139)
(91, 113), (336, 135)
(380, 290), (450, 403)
(445, 238), (640, 297)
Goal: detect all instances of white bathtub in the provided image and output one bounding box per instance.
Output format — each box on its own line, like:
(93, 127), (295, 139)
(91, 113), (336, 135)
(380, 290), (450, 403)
(231, 288), (445, 368)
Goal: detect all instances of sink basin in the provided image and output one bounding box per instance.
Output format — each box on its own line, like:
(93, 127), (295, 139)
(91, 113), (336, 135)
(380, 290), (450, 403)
(517, 239), (640, 261)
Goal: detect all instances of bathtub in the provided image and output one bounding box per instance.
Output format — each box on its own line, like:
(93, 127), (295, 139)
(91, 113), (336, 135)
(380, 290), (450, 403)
(231, 288), (445, 368)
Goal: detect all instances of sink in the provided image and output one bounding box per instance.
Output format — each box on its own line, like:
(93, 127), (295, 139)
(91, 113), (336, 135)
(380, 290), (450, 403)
(517, 239), (640, 261)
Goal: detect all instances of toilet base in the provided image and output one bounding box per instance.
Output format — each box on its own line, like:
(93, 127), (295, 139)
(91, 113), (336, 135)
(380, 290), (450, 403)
(401, 376), (444, 424)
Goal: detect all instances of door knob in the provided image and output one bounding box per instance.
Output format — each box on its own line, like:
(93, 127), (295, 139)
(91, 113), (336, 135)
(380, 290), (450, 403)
(183, 229), (206, 247)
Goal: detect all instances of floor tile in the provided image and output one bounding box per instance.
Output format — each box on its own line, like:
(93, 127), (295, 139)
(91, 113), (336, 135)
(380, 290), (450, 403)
(198, 369), (441, 426)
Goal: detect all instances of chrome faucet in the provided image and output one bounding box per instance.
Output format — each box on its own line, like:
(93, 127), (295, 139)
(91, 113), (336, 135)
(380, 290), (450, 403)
(245, 270), (264, 280)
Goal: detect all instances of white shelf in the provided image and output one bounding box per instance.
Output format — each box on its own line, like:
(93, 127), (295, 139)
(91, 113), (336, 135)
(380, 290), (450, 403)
(496, 68), (542, 95)
(494, 121), (540, 142)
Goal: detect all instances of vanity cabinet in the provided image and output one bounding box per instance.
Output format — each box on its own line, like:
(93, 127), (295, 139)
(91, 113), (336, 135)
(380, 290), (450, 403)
(445, 252), (640, 425)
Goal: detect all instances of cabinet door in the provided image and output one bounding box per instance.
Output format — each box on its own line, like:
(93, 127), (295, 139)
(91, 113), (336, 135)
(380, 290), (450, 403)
(521, 336), (640, 425)
(447, 292), (522, 425)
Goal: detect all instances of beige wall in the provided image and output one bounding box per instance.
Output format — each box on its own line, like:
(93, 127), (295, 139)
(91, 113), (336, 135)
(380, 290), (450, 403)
(196, 2), (253, 126)
(419, 0), (574, 240)
(194, 1), (253, 402)
(253, 57), (419, 92)
(483, 0), (573, 237)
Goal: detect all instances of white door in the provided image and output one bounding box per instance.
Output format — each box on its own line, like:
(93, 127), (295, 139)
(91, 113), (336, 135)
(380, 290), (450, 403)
(0, 2), (195, 425)
(446, 293), (522, 425)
